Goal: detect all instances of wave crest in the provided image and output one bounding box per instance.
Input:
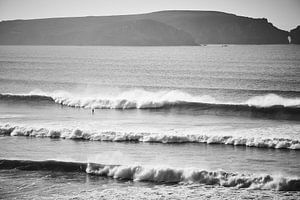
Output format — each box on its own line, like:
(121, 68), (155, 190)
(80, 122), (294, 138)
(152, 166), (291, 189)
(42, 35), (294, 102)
(1, 124), (299, 150)
(1, 90), (300, 121)
(1, 90), (300, 109)
(87, 163), (300, 191)
(0, 159), (299, 191)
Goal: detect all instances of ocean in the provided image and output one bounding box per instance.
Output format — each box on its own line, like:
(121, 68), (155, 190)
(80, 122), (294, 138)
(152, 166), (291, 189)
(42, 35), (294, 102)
(0, 45), (299, 199)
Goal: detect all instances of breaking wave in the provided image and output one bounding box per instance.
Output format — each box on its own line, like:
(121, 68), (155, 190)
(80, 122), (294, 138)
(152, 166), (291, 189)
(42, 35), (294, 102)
(1, 90), (300, 119)
(1, 124), (299, 150)
(0, 159), (299, 191)
(1, 90), (300, 108)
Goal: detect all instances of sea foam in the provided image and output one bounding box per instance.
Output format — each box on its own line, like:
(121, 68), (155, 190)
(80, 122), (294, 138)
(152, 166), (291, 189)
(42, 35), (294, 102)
(1, 89), (299, 109)
(1, 124), (299, 150)
(0, 159), (299, 191)
(86, 163), (300, 191)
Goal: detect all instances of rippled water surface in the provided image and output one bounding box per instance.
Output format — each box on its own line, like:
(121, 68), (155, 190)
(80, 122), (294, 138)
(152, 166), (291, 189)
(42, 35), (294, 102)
(0, 45), (300, 199)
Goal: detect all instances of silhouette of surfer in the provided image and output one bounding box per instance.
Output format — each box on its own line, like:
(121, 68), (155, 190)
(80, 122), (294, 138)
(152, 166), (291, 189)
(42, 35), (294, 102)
(91, 108), (95, 115)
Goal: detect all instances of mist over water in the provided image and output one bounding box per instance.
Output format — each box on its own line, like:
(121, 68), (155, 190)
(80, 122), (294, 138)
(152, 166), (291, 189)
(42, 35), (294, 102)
(0, 45), (300, 199)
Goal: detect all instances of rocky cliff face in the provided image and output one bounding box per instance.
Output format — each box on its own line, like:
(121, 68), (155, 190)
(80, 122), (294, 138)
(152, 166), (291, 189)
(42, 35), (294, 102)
(144, 11), (289, 44)
(0, 10), (289, 45)
(290, 26), (300, 44)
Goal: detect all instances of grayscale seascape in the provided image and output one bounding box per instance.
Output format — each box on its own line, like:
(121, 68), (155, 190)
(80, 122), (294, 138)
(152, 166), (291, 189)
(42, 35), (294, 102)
(0, 45), (299, 199)
(0, 1), (300, 200)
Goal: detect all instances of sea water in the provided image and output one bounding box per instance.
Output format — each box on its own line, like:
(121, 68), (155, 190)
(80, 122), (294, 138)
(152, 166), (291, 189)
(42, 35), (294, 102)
(0, 45), (299, 199)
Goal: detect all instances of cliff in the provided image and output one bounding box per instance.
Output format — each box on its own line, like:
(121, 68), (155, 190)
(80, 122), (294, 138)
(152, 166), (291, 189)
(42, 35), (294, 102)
(0, 10), (289, 45)
(290, 26), (300, 44)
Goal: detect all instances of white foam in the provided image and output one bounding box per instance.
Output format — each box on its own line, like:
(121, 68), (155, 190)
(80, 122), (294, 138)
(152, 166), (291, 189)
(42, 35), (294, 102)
(86, 163), (300, 190)
(246, 93), (300, 107)
(1, 124), (299, 150)
(49, 89), (217, 109)
(3, 89), (299, 109)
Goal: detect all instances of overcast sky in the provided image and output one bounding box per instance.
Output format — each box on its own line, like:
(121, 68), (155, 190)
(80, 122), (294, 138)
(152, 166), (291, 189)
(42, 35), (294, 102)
(0, 0), (299, 30)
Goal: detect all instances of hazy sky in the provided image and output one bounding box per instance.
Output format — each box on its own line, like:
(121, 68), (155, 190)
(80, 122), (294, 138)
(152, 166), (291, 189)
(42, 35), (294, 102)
(0, 0), (299, 30)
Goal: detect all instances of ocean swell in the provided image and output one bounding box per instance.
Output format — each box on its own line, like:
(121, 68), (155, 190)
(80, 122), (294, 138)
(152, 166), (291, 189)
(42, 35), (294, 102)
(1, 124), (299, 150)
(0, 159), (299, 191)
(1, 90), (300, 120)
(1, 90), (299, 109)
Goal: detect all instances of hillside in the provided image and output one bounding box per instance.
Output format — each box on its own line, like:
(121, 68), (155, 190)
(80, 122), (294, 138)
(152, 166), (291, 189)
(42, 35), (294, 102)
(0, 10), (289, 45)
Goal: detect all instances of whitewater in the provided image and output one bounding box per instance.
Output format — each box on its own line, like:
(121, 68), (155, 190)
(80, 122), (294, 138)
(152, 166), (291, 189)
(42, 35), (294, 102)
(1, 123), (300, 150)
(1, 89), (300, 109)
(0, 159), (299, 191)
(0, 45), (300, 199)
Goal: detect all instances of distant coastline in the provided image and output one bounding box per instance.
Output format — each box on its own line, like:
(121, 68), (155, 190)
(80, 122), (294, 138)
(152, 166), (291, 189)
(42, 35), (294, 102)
(0, 10), (298, 45)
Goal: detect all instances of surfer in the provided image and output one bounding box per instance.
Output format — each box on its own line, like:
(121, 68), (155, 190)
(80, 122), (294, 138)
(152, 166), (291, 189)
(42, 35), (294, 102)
(91, 108), (95, 115)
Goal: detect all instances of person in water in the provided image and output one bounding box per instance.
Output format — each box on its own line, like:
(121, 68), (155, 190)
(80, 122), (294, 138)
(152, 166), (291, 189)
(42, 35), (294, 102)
(91, 108), (95, 114)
